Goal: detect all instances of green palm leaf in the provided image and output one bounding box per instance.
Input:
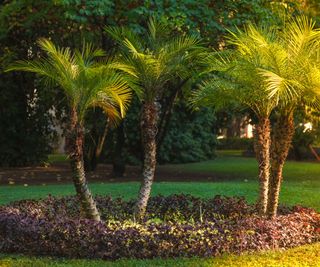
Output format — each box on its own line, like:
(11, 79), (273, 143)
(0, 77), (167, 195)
(6, 39), (132, 124)
(106, 18), (204, 102)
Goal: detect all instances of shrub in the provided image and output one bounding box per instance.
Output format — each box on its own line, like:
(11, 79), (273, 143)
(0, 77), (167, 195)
(102, 99), (218, 165)
(0, 195), (319, 259)
(6, 195), (255, 223)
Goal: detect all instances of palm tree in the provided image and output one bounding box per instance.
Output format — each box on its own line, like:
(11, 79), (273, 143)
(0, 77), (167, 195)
(193, 18), (320, 217)
(263, 16), (320, 218)
(192, 24), (280, 215)
(106, 18), (204, 219)
(7, 39), (131, 221)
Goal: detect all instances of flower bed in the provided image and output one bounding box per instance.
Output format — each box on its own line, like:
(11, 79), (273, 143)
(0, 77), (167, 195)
(0, 195), (319, 259)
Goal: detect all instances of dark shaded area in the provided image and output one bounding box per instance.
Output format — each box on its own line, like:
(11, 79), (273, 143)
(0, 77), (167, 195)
(0, 0), (285, 167)
(0, 162), (230, 186)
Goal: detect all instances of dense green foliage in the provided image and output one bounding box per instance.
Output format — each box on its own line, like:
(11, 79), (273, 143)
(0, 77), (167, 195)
(0, 0), (303, 167)
(0, 73), (53, 166)
(0, 1), (70, 166)
(102, 99), (218, 164)
(217, 137), (253, 150)
(158, 103), (217, 163)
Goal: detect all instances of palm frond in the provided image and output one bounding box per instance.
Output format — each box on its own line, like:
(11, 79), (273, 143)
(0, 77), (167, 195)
(105, 26), (145, 53)
(259, 69), (305, 105)
(284, 15), (320, 58)
(7, 38), (132, 124)
(107, 18), (205, 102)
(191, 78), (235, 110)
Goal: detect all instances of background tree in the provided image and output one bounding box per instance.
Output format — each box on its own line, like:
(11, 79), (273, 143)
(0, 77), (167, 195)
(290, 106), (320, 160)
(158, 100), (217, 163)
(83, 109), (110, 172)
(7, 39), (131, 221)
(0, 0), (70, 166)
(0, 0), (296, 169)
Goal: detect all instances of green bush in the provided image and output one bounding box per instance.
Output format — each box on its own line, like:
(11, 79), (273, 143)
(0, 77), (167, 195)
(158, 103), (217, 164)
(100, 100), (217, 165)
(0, 73), (54, 167)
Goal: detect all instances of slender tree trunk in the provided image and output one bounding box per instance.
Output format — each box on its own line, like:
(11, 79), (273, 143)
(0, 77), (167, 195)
(253, 117), (271, 215)
(157, 79), (187, 148)
(309, 145), (320, 161)
(156, 90), (178, 149)
(112, 122), (126, 177)
(89, 118), (109, 171)
(95, 118), (109, 159)
(135, 101), (158, 220)
(84, 116), (109, 172)
(66, 107), (101, 221)
(267, 111), (294, 218)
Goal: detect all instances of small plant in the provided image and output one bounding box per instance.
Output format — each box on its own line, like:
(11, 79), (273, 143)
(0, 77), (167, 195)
(0, 194), (318, 259)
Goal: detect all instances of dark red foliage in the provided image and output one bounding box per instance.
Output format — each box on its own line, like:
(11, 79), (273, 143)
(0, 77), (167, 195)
(0, 195), (319, 259)
(5, 194), (255, 222)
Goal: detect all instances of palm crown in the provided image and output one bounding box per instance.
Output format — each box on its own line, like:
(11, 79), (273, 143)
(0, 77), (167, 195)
(259, 16), (320, 110)
(106, 18), (204, 102)
(192, 17), (320, 116)
(7, 38), (132, 123)
(191, 23), (281, 118)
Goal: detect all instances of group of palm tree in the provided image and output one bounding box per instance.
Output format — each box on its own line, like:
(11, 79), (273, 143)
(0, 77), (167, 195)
(194, 16), (320, 218)
(7, 16), (320, 221)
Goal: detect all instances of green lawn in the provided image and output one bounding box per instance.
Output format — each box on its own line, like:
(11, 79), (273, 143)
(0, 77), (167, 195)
(1, 152), (319, 210)
(1, 242), (320, 267)
(47, 153), (68, 164)
(1, 180), (319, 211)
(167, 152), (320, 183)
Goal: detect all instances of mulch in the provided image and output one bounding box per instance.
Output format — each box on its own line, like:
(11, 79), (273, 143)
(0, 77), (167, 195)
(0, 162), (222, 186)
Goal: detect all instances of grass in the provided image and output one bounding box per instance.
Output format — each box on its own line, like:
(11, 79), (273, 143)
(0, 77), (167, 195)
(0, 242), (319, 267)
(1, 180), (319, 211)
(47, 154), (68, 164)
(167, 151), (320, 183)
(1, 151), (319, 210)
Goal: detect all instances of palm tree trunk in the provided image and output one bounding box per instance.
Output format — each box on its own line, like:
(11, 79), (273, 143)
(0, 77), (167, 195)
(135, 101), (158, 220)
(253, 117), (271, 215)
(66, 107), (101, 222)
(267, 111), (294, 218)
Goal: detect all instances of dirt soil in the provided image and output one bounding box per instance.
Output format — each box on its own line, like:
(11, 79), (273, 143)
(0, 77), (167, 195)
(0, 162), (220, 185)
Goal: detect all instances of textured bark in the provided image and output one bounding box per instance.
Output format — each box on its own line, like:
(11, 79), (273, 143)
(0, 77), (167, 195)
(95, 118), (109, 159)
(253, 117), (271, 216)
(156, 79), (187, 149)
(135, 102), (158, 220)
(156, 90), (178, 149)
(267, 111), (294, 218)
(309, 145), (320, 161)
(66, 107), (101, 222)
(85, 118), (109, 172)
(226, 117), (242, 138)
(112, 122), (126, 177)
